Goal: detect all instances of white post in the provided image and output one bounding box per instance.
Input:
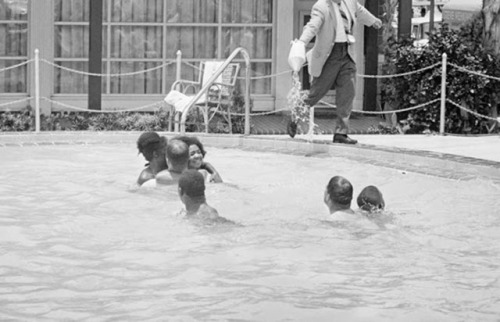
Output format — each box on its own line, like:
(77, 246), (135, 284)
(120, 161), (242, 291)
(439, 53), (447, 135)
(307, 107), (315, 139)
(176, 50), (182, 85)
(34, 49), (40, 133)
(244, 59), (251, 136)
(174, 50), (182, 133)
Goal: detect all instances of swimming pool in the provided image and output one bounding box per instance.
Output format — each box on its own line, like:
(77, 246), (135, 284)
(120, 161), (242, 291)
(1, 133), (499, 321)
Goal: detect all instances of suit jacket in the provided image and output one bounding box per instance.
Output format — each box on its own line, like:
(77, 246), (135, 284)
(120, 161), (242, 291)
(299, 0), (378, 77)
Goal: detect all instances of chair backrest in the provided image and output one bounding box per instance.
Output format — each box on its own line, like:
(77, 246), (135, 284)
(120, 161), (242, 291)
(199, 61), (240, 96)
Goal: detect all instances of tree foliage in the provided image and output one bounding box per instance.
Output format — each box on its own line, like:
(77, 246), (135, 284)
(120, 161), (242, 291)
(381, 18), (500, 134)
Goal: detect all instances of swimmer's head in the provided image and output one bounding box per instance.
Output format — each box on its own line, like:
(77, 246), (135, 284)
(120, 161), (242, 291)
(325, 176), (353, 208)
(174, 136), (206, 169)
(178, 169), (205, 198)
(166, 139), (189, 169)
(137, 132), (167, 161)
(357, 185), (385, 212)
(174, 136), (206, 156)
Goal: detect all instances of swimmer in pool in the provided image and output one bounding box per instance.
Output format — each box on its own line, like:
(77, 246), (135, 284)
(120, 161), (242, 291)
(178, 169), (222, 221)
(324, 175), (355, 216)
(357, 185), (385, 213)
(136, 131), (168, 186)
(174, 135), (223, 183)
(323, 176), (379, 230)
(156, 139), (189, 185)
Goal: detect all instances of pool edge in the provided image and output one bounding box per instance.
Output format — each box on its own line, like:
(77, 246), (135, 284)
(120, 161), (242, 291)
(1, 131), (499, 183)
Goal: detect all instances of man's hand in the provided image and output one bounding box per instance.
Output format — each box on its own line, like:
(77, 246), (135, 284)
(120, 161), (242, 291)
(294, 39), (306, 46)
(372, 19), (382, 29)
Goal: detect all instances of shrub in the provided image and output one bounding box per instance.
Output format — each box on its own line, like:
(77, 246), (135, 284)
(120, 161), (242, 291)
(0, 109), (34, 131)
(0, 93), (251, 133)
(381, 17), (500, 134)
(0, 107), (172, 132)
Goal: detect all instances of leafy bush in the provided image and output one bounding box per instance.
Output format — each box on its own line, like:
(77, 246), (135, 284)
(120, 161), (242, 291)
(382, 17), (500, 134)
(0, 91), (251, 133)
(0, 107), (172, 132)
(0, 109), (34, 131)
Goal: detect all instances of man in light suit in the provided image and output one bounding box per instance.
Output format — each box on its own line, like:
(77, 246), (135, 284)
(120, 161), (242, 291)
(292, 0), (382, 144)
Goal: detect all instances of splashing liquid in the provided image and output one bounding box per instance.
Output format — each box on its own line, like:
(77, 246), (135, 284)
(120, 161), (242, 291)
(287, 72), (317, 136)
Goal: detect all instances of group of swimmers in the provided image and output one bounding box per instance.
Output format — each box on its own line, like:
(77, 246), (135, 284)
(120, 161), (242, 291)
(136, 131), (385, 220)
(325, 176), (385, 217)
(136, 131), (222, 220)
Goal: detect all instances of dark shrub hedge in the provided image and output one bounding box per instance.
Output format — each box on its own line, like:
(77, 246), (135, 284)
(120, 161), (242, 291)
(381, 17), (500, 134)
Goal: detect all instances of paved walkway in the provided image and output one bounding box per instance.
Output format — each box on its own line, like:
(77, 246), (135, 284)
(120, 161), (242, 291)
(262, 133), (500, 163)
(252, 114), (500, 164)
(251, 114), (383, 135)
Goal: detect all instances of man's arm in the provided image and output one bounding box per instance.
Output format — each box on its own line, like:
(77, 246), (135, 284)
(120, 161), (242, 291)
(299, 4), (326, 46)
(356, 3), (382, 29)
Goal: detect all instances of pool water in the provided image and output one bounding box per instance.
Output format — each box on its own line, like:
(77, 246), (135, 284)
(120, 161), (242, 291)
(1, 143), (499, 321)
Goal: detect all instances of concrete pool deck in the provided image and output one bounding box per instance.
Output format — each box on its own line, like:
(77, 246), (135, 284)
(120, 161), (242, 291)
(284, 133), (500, 163)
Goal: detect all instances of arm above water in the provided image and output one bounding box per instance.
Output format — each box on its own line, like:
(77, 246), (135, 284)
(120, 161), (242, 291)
(201, 162), (223, 183)
(137, 167), (154, 186)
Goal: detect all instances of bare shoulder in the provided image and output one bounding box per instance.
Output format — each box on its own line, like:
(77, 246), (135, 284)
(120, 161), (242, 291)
(155, 170), (175, 185)
(197, 204), (220, 220)
(137, 168), (154, 185)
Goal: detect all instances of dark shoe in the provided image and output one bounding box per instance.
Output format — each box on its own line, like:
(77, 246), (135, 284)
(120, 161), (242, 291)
(287, 120), (298, 138)
(333, 134), (358, 144)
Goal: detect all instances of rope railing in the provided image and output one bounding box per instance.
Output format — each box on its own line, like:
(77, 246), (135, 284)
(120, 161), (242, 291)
(357, 62), (442, 79)
(184, 60), (296, 80)
(229, 107), (290, 117)
(1, 51), (499, 135)
(0, 60), (33, 73)
(446, 99), (499, 122)
(447, 63), (500, 82)
(182, 61), (201, 71)
(40, 59), (176, 77)
(0, 97), (33, 108)
(41, 97), (166, 113)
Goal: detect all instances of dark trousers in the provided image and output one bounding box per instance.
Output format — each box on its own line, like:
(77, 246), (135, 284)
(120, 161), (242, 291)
(304, 42), (356, 135)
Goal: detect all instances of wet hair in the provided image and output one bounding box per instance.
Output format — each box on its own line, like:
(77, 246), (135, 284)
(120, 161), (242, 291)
(137, 132), (167, 161)
(166, 139), (189, 168)
(173, 135), (206, 157)
(357, 185), (385, 212)
(178, 169), (205, 197)
(326, 176), (353, 206)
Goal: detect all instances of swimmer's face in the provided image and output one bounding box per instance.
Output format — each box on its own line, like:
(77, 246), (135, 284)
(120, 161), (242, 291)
(188, 145), (203, 169)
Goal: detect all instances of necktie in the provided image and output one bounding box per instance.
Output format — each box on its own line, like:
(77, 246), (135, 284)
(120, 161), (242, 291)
(338, 2), (352, 35)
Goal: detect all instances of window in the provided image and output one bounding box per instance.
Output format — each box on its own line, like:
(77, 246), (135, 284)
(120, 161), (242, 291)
(53, 0), (90, 94)
(0, 0), (28, 93)
(53, 0), (274, 95)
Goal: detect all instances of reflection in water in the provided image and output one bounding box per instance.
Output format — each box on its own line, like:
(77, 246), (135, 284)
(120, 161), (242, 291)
(0, 144), (499, 321)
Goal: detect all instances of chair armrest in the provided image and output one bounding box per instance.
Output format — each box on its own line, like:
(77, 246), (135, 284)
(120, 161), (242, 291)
(171, 80), (201, 93)
(208, 82), (235, 99)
